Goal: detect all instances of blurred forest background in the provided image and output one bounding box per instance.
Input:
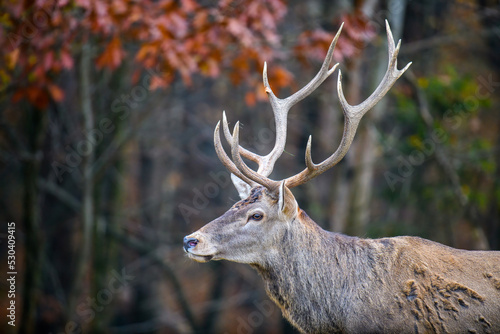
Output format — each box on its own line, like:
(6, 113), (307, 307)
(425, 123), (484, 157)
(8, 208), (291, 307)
(0, 0), (499, 333)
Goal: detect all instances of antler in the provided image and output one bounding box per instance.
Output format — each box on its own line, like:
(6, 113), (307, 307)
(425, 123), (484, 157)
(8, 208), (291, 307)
(215, 20), (411, 192)
(220, 23), (343, 180)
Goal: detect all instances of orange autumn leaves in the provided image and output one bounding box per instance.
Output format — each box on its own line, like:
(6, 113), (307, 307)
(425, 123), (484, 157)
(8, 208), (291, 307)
(0, 1), (376, 110)
(294, 13), (376, 65)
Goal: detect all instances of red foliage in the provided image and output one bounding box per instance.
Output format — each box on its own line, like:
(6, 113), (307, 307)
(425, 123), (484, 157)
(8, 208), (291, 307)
(96, 36), (126, 70)
(294, 12), (376, 66)
(0, 1), (371, 110)
(0, 0), (295, 109)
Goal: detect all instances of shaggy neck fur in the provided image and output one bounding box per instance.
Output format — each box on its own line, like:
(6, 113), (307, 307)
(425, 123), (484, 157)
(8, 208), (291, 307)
(251, 209), (374, 333)
(250, 208), (500, 334)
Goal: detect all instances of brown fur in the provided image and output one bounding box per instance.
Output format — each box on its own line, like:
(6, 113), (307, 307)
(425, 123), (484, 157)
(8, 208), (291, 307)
(185, 186), (500, 333)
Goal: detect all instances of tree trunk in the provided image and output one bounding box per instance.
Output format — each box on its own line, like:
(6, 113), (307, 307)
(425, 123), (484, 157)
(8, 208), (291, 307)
(19, 107), (45, 334)
(348, 0), (407, 235)
(68, 42), (95, 323)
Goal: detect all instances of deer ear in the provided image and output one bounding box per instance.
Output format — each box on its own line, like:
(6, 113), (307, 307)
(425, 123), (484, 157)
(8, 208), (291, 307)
(231, 174), (252, 199)
(278, 181), (297, 218)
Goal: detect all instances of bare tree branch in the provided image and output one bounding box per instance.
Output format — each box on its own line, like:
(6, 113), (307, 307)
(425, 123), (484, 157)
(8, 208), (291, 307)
(37, 178), (81, 211)
(401, 27), (500, 56)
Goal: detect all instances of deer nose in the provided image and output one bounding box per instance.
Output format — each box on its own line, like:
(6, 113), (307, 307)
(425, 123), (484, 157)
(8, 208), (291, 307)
(183, 236), (199, 251)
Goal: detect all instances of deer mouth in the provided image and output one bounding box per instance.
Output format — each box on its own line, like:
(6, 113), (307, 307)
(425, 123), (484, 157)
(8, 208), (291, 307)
(186, 252), (214, 263)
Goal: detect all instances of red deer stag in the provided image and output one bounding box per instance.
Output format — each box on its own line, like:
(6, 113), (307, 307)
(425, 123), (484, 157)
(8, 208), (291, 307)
(183, 21), (500, 333)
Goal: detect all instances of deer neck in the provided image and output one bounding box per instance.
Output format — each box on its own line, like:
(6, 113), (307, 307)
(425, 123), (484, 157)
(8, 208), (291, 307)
(251, 209), (358, 333)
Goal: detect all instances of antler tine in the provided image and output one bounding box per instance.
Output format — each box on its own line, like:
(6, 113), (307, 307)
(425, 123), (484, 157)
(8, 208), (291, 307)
(285, 20), (411, 189)
(337, 20), (411, 119)
(214, 121), (258, 187)
(269, 22), (344, 109)
(221, 111), (262, 164)
(230, 122), (280, 190)
(221, 110), (282, 176)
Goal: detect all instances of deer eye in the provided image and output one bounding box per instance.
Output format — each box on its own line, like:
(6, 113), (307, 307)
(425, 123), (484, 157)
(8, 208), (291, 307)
(250, 212), (264, 221)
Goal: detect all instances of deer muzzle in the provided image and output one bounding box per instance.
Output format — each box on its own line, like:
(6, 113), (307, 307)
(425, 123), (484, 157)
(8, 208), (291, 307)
(183, 233), (216, 262)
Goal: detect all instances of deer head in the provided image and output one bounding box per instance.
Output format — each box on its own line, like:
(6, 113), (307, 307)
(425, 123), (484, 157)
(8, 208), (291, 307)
(183, 184), (298, 263)
(184, 20), (411, 265)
